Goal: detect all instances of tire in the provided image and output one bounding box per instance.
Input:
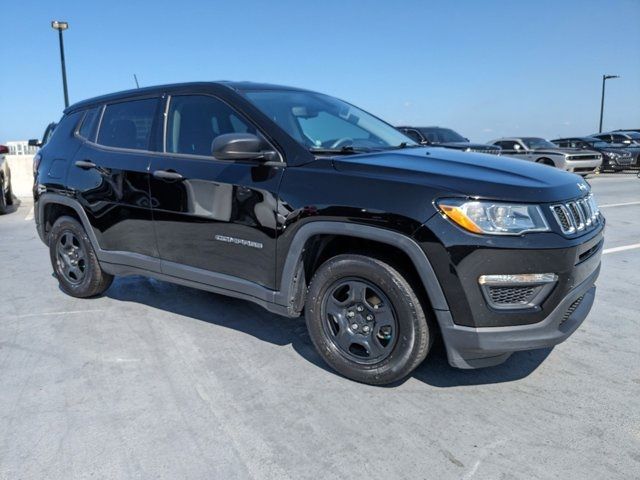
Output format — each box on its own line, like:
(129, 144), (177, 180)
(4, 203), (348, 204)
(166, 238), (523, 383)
(0, 176), (6, 214)
(5, 176), (13, 205)
(536, 158), (554, 167)
(49, 216), (114, 298)
(305, 254), (431, 385)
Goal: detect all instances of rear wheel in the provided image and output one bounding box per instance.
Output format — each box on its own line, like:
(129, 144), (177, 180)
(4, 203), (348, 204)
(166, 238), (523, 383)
(5, 176), (13, 205)
(49, 216), (113, 298)
(0, 176), (7, 214)
(305, 254), (431, 385)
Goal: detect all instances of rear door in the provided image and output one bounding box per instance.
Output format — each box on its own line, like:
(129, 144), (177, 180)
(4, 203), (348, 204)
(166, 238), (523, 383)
(148, 93), (284, 289)
(68, 96), (161, 259)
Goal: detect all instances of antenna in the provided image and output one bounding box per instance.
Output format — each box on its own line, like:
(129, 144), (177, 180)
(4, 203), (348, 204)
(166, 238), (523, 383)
(134, 74), (140, 89)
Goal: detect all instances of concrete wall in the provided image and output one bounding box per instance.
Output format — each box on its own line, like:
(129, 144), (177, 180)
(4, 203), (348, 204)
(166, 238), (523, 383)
(5, 155), (34, 198)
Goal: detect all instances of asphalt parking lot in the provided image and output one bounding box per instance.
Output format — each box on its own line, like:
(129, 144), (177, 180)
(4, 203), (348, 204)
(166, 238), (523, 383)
(1, 173), (639, 480)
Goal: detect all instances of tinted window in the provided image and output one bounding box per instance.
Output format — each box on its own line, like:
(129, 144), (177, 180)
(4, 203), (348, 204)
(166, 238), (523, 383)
(78, 107), (100, 140)
(97, 98), (158, 150)
(496, 140), (517, 150)
(166, 95), (256, 156)
(420, 128), (466, 143)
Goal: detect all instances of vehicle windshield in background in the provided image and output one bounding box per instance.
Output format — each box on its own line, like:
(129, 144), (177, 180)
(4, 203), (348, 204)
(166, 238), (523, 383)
(419, 128), (466, 143)
(624, 132), (640, 140)
(522, 138), (558, 149)
(244, 90), (417, 152)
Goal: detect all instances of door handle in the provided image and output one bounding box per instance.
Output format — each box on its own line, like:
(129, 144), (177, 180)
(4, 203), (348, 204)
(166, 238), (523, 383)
(153, 169), (184, 181)
(75, 160), (97, 169)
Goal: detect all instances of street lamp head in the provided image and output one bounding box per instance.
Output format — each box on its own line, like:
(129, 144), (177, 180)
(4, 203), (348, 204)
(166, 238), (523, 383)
(604, 74), (620, 80)
(51, 20), (69, 31)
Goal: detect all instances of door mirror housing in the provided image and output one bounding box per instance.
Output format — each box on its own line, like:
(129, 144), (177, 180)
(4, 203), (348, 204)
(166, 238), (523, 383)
(513, 143), (521, 151)
(28, 139), (42, 147)
(211, 133), (279, 163)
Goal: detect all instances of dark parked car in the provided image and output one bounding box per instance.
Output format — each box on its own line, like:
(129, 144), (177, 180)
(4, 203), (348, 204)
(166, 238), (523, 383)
(397, 126), (501, 154)
(29, 122), (58, 149)
(0, 145), (14, 214)
(34, 82), (603, 385)
(551, 137), (636, 172)
(591, 131), (640, 146)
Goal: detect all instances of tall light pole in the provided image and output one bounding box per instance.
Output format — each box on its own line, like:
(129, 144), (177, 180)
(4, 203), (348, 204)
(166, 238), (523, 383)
(599, 74), (619, 133)
(51, 20), (70, 108)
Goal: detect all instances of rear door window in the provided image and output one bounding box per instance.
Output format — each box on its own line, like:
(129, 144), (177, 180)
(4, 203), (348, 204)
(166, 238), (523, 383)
(97, 98), (159, 150)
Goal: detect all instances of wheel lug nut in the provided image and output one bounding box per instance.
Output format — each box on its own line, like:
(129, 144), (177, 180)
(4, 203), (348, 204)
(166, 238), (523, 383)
(356, 305), (364, 312)
(366, 314), (373, 321)
(347, 311), (355, 318)
(362, 325), (370, 333)
(351, 323), (359, 330)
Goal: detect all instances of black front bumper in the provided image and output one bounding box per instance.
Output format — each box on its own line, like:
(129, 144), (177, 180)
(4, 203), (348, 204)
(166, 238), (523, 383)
(437, 266), (598, 368)
(415, 214), (603, 369)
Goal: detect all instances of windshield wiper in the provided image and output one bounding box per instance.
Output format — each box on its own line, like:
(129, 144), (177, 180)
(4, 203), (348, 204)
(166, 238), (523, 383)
(309, 146), (370, 155)
(387, 142), (423, 150)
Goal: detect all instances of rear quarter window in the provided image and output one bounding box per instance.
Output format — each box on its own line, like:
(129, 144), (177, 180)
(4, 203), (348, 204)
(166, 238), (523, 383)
(78, 107), (101, 141)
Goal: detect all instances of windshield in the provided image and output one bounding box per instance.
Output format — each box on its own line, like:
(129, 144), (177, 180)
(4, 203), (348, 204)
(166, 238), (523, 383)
(419, 128), (466, 143)
(624, 132), (640, 140)
(522, 138), (557, 149)
(243, 90), (417, 152)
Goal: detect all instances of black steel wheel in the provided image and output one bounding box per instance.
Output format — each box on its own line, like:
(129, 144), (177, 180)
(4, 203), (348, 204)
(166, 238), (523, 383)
(306, 254), (431, 385)
(322, 278), (398, 364)
(55, 230), (88, 284)
(49, 216), (114, 298)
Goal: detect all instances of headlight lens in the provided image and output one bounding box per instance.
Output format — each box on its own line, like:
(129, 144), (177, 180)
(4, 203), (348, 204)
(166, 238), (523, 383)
(437, 199), (550, 235)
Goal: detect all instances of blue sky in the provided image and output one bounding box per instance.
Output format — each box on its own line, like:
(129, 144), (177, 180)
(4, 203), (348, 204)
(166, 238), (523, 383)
(1, 0), (639, 143)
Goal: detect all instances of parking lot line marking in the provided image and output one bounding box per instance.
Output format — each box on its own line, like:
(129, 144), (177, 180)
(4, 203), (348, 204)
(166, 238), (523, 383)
(15, 309), (104, 319)
(599, 201), (640, 208)
(603, 243), (640, 255)
(24, 207), (34, 221)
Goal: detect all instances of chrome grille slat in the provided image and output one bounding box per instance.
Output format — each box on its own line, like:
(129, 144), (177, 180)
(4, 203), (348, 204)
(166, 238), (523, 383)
(550, 194), (600, 236)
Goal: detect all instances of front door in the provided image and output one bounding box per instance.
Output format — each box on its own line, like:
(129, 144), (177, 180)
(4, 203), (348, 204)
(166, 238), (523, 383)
(148, 94), (283, 289)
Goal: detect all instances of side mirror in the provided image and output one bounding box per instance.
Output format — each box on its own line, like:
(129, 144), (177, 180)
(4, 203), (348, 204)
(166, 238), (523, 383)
(211, 133), (278, 163)
(513, 143), (521, 150)
(464, 137), (470, 142)
(28, 139), (42, 147)
(0, 145), (8, 154)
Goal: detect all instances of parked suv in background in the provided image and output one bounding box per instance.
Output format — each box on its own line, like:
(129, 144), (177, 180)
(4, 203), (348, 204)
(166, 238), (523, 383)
(34, 82), (603, 385)
(551, 137), (635, 172)
(0, 144), (14, 214)
(397, 126), (501, 154)
(490, 137), (601, 176)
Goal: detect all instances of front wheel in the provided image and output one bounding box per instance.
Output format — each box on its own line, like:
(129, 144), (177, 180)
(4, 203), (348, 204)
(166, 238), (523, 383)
(49, 216), (114, 298)
(0, 176), (6, 214)
(305, 254), (431, 385)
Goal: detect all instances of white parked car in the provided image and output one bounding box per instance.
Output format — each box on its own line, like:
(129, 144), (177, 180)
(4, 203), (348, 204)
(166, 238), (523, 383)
(489, 137), (601, 176)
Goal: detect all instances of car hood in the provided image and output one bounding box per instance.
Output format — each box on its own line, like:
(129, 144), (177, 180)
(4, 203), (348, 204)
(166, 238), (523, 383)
(332, 147), (589, 203)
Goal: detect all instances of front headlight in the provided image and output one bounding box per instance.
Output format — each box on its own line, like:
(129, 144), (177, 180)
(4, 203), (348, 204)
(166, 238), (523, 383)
(437, 199), (550, 235)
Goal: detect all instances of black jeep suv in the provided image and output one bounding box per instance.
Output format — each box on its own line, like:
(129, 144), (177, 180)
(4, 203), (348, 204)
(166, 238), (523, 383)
(33, 82), (604, 385)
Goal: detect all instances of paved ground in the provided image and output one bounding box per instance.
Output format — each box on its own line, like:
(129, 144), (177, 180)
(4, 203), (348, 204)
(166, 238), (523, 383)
(1, 174), (639, 480)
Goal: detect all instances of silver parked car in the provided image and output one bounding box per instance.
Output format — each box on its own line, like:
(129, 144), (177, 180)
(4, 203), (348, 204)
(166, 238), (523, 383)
(489, 137), (601, 176)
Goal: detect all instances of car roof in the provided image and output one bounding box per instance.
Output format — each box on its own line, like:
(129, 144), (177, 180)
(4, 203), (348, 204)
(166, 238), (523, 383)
(551, 137), (599, 142)
(64, 81), (310, 113)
